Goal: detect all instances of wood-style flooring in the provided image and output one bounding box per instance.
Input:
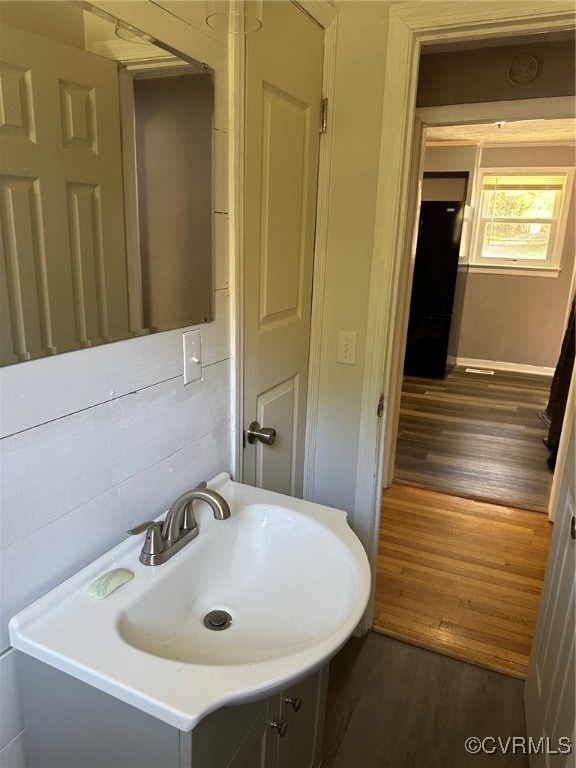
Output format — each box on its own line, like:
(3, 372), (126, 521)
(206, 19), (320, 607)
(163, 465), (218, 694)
(394, 368), (553, 512)
(322, 633), (529, 768)
(373, 484), (552, 678)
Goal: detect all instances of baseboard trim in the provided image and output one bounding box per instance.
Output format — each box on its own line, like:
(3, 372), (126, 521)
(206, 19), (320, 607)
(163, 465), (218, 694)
(456, 358), (554, 377)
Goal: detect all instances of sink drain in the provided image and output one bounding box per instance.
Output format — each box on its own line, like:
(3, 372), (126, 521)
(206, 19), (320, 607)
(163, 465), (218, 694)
(203, 609), (233, 631)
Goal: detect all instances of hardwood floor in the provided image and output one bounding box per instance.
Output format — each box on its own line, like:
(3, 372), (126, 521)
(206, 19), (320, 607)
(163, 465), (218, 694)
(373, 484), (552, 678)
(394, 368), (553, 512)
(322, 633), (529, 768)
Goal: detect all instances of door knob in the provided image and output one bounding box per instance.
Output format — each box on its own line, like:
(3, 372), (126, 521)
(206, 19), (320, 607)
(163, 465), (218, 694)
(246, 421), (277, 446)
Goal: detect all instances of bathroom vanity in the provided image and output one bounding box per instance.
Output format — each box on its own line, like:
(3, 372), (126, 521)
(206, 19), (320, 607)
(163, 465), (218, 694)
(18, 653), (328, 768)
(10, 475), (370, 768)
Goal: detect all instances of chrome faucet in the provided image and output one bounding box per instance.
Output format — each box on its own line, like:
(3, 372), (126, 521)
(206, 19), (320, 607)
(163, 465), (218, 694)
(128, 482), (231, 566)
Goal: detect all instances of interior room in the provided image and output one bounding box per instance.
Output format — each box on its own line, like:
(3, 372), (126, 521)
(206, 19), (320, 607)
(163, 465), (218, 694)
(394, 119), (575, 512)
(0, 2), (574, 767)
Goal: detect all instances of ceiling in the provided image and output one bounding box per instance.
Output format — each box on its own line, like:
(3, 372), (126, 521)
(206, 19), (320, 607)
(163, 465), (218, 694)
(426, 118), (576, 145)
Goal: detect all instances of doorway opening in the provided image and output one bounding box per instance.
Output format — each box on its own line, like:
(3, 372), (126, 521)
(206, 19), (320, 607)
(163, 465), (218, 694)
(393, 117), (575, 515)
(373, 40), (574, 673)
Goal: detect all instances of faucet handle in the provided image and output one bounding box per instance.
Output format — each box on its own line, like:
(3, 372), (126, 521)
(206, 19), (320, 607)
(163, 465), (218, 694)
(128, 521), (164, 555)
(128, 520), (156, 535)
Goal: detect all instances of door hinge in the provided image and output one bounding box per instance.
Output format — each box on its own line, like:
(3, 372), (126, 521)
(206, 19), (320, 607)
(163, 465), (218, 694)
(320, 97), (328, 134)
(377, 394), (384, 418)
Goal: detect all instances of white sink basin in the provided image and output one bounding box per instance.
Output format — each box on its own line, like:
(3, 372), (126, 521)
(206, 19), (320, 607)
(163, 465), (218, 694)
(9, 474), (371, 731)
(118, 502), (361, 666)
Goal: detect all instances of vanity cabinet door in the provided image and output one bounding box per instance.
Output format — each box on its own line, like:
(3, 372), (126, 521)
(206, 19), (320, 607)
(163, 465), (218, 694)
(226, 713), (267, 768)
(265, 667), (328, 768)
(189, 700), (267, 768)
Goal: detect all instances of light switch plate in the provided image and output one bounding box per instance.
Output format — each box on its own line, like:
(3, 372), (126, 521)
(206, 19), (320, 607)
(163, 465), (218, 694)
(337, 331), (357, 365)
(183, 330), (202, 385)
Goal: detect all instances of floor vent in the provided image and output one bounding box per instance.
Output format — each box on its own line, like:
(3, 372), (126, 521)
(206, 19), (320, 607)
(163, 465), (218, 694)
(465, 368), (495, 375)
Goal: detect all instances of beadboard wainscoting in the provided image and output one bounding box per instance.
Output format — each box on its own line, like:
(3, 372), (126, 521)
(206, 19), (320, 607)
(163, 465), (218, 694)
(0, 4), (231, 763)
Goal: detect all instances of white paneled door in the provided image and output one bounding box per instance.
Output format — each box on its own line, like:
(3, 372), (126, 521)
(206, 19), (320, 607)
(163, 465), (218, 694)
(243, 2), (323, 496)
(0, 23), (129, 365)
(524, 390), (575, 768)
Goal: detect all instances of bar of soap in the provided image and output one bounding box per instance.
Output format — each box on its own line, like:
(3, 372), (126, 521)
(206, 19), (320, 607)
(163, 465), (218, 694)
(87, 568), (134, 600)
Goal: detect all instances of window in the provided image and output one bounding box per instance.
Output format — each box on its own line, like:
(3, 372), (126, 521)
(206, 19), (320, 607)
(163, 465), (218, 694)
(472, 169), (573, 273)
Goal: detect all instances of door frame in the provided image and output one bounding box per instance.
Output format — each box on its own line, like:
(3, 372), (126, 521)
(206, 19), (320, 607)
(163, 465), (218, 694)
(354, 1), (576, 632)
(230, 0), (337, 484)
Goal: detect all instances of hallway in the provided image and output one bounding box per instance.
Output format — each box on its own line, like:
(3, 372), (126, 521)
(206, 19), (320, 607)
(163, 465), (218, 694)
(373, 484), (551, 677)
(394, 368), (553, 512)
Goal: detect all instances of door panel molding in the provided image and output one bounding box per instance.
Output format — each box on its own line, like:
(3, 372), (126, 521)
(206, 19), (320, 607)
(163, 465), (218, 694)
(0, 62), (34, 141)
(259, 83), (309, 329)
(255, 374), (299, 494)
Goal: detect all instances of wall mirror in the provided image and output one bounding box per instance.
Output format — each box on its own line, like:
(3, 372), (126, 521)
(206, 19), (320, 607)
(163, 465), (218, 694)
(0, 1), (215, 367)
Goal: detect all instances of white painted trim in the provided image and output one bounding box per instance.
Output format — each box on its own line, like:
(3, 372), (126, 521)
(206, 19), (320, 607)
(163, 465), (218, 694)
(356, 1), (576, 635)
(548, 366), (575, 521)
(378, 116), (426, 491)
(353, 10), (422, 635)
(294, 0), (337, 29)
(455, 358), (555, 377)
(118, 68), (146, 337)
(90, 39), (176, 63)
(478, 142), (575, 150)
(427, 142), (576, 150)
(467, 266), (561, 277)
(417, 96), (576, 126)
(359, 116), (426, 633)
(302, 8), (338, 501)
(402, 2), (575, 39)
(230, 32), (245, 483)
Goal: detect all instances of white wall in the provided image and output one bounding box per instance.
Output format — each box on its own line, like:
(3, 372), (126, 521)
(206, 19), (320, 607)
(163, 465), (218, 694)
(310, 0), (392, 513)
(0, 4), (231, 764)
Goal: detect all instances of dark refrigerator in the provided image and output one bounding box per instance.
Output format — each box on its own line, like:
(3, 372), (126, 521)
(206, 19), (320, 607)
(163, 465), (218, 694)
(404, 201), (467, 379)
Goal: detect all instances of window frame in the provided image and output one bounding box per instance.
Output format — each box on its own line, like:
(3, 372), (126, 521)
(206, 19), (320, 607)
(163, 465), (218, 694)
(470, 166), (574, 277)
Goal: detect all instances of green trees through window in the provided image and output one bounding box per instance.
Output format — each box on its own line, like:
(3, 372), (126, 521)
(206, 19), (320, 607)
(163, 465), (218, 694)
(474, 171), (572, 269)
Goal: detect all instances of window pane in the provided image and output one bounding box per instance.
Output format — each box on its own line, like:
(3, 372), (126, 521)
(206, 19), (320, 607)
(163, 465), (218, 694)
(482, 189), (557, 219)
(482, 222), (551, 261)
